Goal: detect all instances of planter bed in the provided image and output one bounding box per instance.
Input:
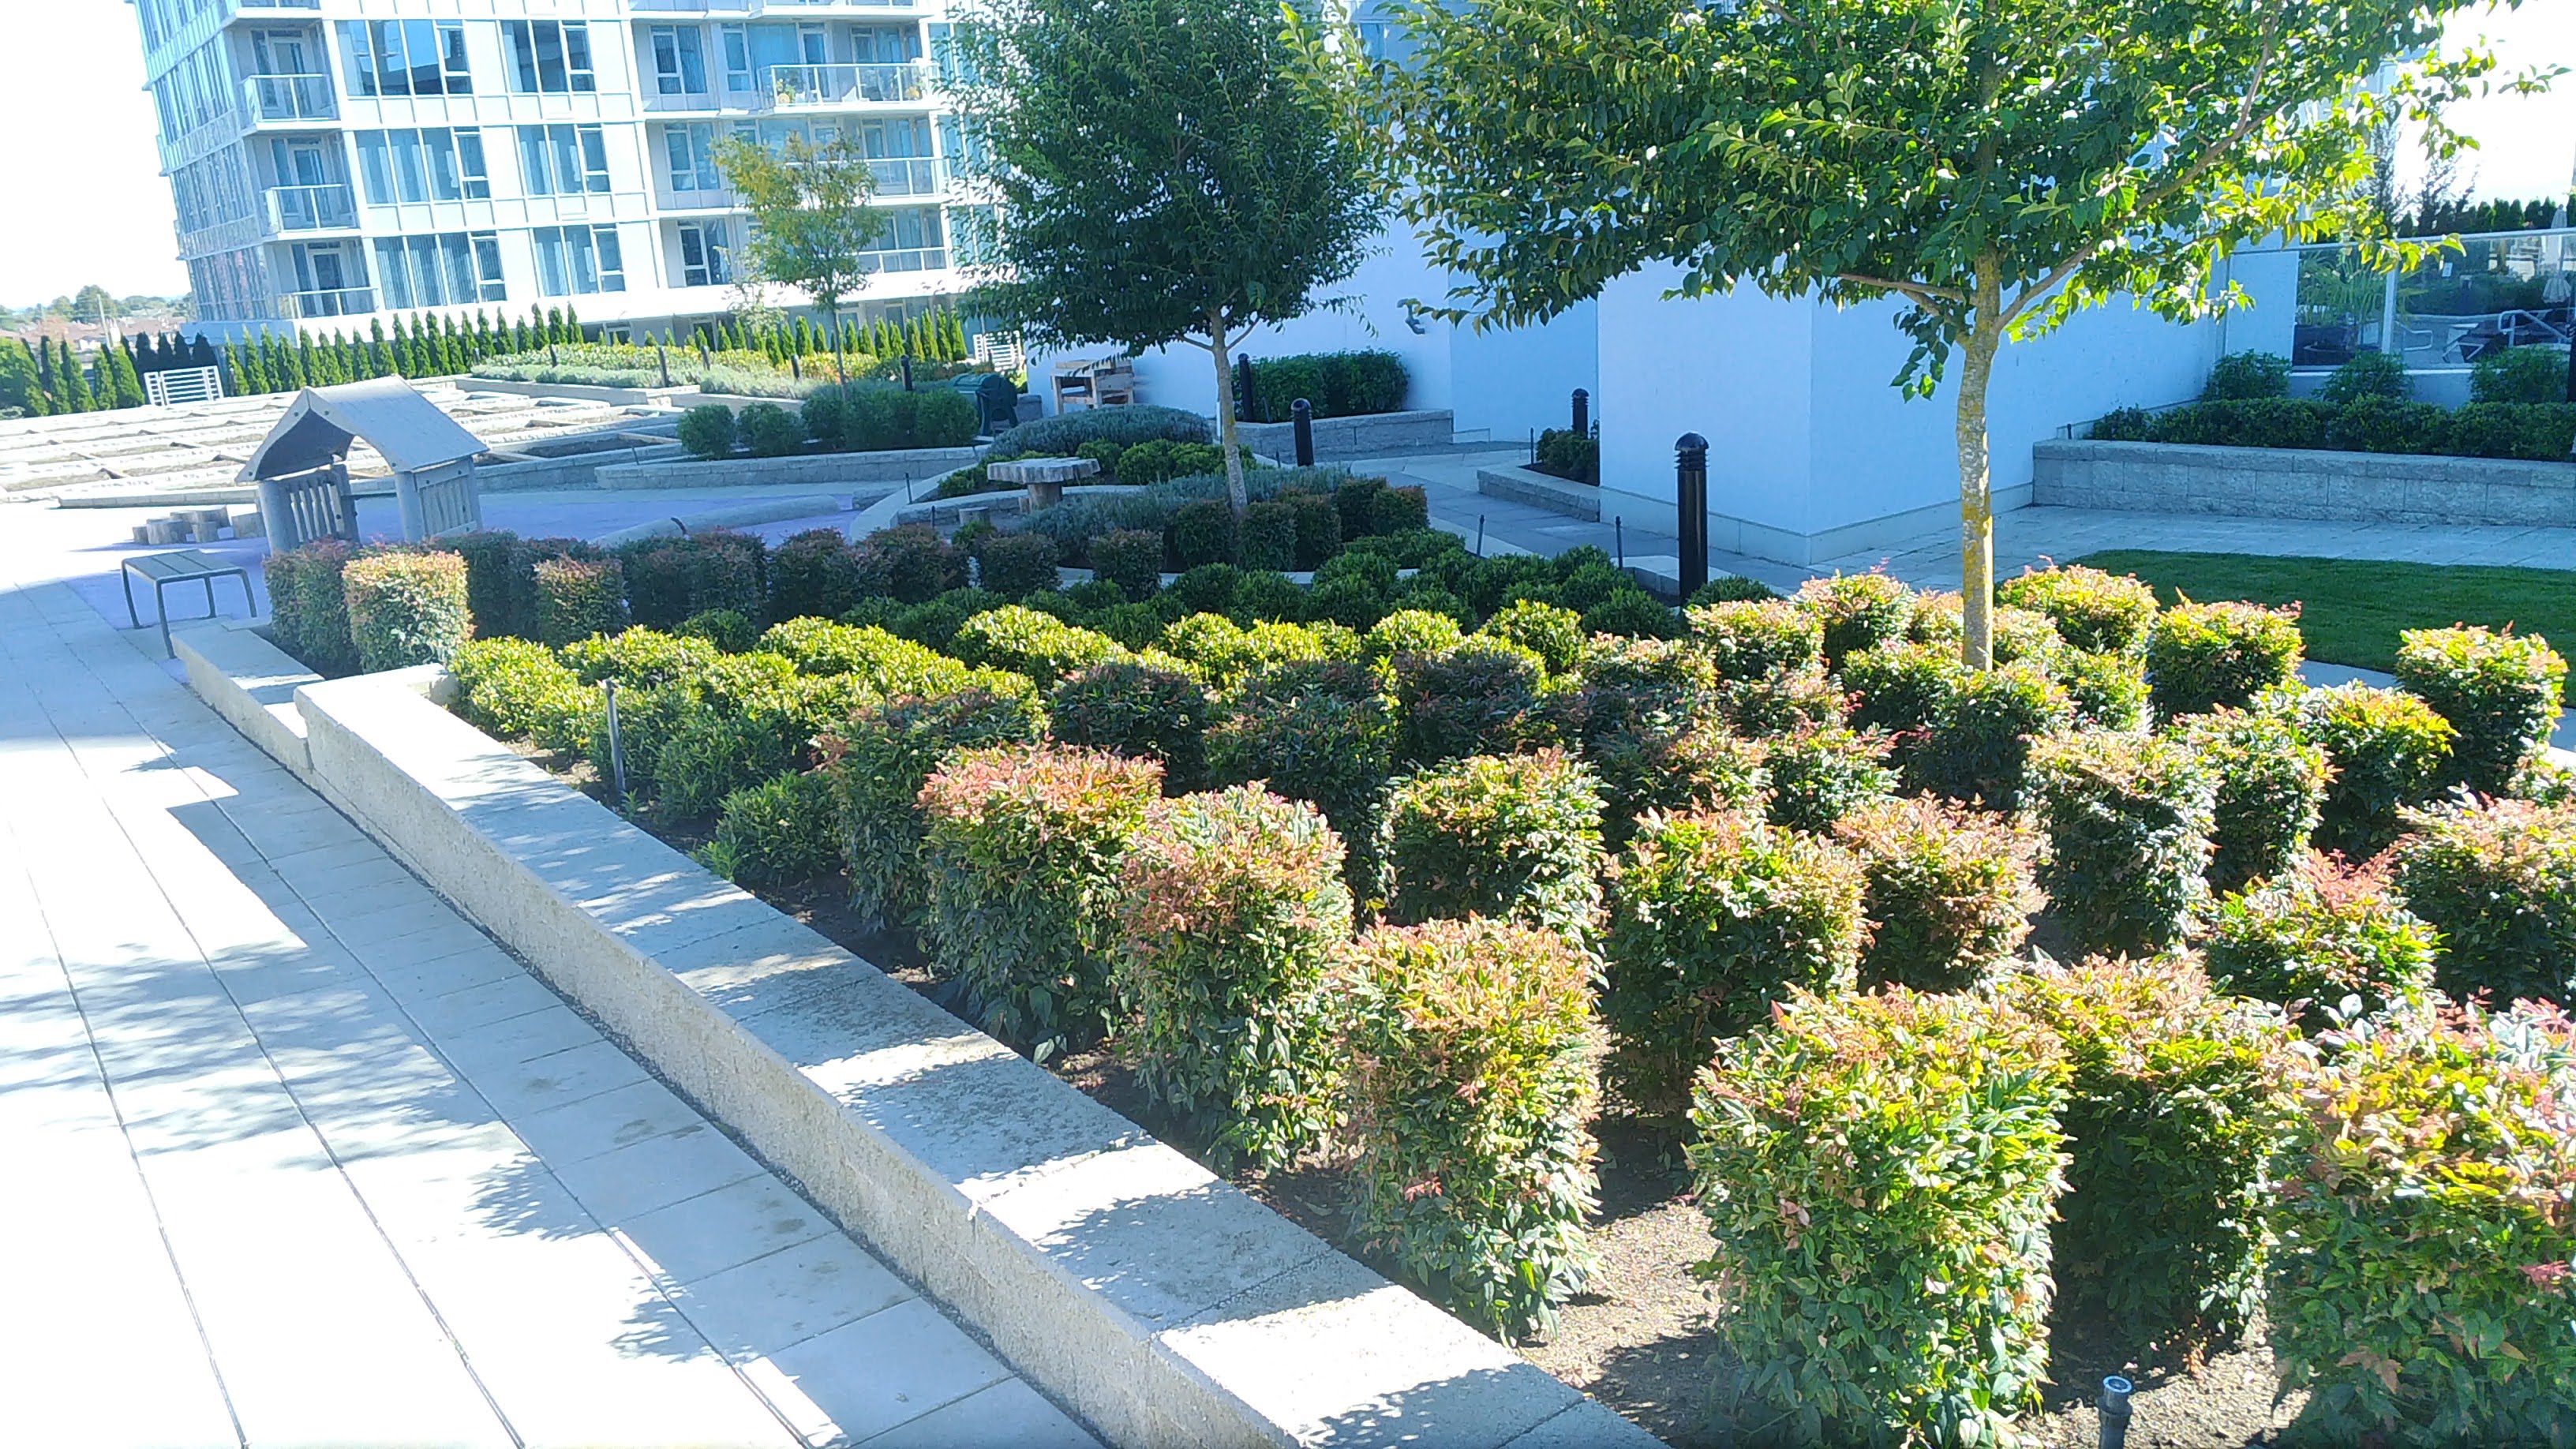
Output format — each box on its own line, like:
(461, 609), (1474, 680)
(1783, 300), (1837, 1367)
(1234, 409), (1456, 459)
(2032, 438), (2576, 526)
(592, 444), (986, 492)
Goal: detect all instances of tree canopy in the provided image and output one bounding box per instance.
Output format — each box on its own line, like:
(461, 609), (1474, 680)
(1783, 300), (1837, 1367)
(1307, 0), (2552, 664)
(717, 133), (889, 376)
(955, 0), (1380, 509)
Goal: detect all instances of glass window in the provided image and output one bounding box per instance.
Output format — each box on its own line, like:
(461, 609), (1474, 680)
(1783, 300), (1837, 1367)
(798, 24), (828, 65)
(517, 125), (552, 195)
(374, 237), (414, 309)
(564, 23), (596, 92)
(652, 26), (706, 95)
(344, 20), (468, 98)
(532, 226), (625, 296)
(578, 125), (609, 193)
(457, 131), (490, 200)
(533, 226), (567, 297)
(721, 26), (751, 92)
(678, 221), (730, 286)
(472, 234), (506, 300)
(391, 129), (427, 203)
(356, 132), (393, 205)
(521, 125), (608, 197)
(504, 21), (593, 95)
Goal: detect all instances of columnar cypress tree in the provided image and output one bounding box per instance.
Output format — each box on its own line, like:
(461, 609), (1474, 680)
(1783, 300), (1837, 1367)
(57, 339), (98, 411)
(103, 343), (146, 407)
(0, 338), (42, 415)
(564, 301), (582, 341)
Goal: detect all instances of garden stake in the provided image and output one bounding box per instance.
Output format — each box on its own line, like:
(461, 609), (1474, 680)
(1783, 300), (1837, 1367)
(603, 680), (628, 811)
(2098, 1375), (2133, 1449)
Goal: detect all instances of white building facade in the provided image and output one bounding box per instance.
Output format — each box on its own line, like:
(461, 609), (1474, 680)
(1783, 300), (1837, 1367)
(135, 0), (982, 341)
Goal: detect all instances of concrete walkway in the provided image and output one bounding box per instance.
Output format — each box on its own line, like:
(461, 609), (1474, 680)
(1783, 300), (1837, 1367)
(0, 578), (1093, 1447)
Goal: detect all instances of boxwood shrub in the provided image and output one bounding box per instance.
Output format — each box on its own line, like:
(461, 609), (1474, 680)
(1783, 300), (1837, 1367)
(1380, 749), (1604, 937)
(676, 402), (735, 459)
(1088, 527), (1165, 602)
(859, 523), (964, 605)
(2266, 998), (2576, 1446)
(1604, 811), (1866, 1115)
(2292, 683), (2456, 859)
(1368, 484), (1430, 536)
(1239, 349), (1408, 421)
(450, 637), (590, 751)
(1690, 987), (2067, 1449)
(766, 527), (871, 625)
(532, 555), (628, 648)
(1687, 597), (1823, 682)
(2005, 958), (2296, 1346)
(1760, 724), (1896, 833)
(1996, 564), (2159, 655)
(2392, 625), (2568, 796)
(1170, 498), (1238, 569)
(1047, 658), (1212, 791)
(2145, 600), (2304, 717)
(341, 549), (470, 672)
(755, 618), (968, 695)
(1834, 794), (2039, 991)
(1239, 499), (1297, 573)
(737, 401), (804, 458)
(1335, 917), (1601, 1339)
(821, 683), (1045, 927)
(2391, 796), (2576, 1005)
(560, 626), (720, 687)
(1908, 660), (2073, 811)
(917, 743), (1163, 1054)
(447, 530), (551, 640)
(950, 605), (1129, 685)
(679, 608), (756, 653)
(1114, 784), (1352, 1170)
(2168, 707), (2330, 894)
(704, 770), (840, 887)
(2203, 853), (2438, 1025)
(2027, 730), (2219, 955)
(1793, 571), (1913, 667)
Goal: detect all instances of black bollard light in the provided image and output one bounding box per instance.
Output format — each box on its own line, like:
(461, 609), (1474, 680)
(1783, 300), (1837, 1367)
(1292, 398), (1314, 467)
(657, 343), (671, 388)
(901, 354), (914, 392)
(1236, 353), (1260, 423)
(2097, 1376), (2134, 1449)
(1572, 387), (1589, 436)
(1675, 432), (1709, 598)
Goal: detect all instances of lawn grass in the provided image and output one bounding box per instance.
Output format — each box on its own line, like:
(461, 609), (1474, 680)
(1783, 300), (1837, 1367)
(2072, 550), (2575, 701)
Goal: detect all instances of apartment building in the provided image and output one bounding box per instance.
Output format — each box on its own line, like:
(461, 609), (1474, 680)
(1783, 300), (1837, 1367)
(135, 0), (982, 340)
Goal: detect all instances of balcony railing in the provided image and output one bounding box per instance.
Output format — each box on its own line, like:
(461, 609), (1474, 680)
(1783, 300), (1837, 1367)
(269, 183), (358, 234)
(284, 286), (376, 319)
(764, 62), (931, 109)
(865, 155), (948, 197)
(244, 73), (335, 123)
(857, 245), (946, 275)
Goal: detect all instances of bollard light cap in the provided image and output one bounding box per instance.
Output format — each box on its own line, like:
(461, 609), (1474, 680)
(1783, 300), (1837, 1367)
(1676, 432), (1709, 453)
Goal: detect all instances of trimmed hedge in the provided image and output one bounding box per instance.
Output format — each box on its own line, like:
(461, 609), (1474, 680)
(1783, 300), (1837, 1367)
(2093, 392), (2576, 462)
(2392, 796), (2576, 1005)
(1390, 642), (1549, 766)
(1760, 724), (1897, 834)
(704, 770), (840, 887)
(1238, 349), (1408, 422)
(917, 743), (1163, 1054)
(2027, 730), (2219, 956)
(1335, 917), (1601, 1339)
(1380, 749), (1605, 937)
(821, 684), (1045, 927)
(341, 549), (471, 672)
(1046, 658), (1212, 791)
(1691, 988), (2067, 1448)
(2292, 683), (2457, 859)
(1478, 599), (1586, 677)
(676, 402), (735, 459)
(1088, 527), (1165, 602)
(1908, 660), (2072, 811)
(1835, 794), (2039, 991)
(2005, 958), (2296, 1345)
(769, 528), (872, 624)
(532, 555), (627, 648)
(2203, 853), (2438, 1025)
(1202, 684), (1397, 863)
(1998, 564), (2160, 656)
(450, 636), (590, 751)
(1114, 784), (1352, 1170)
(2392, 625), (2568, 796)
(1793, 571), (1913, 668)
(1840, 638), (1964, 741)
(2267, 998), (2576, 1444)
(2145, 600), (2304, 717)
(978, 531), (1061, 601)
(2169, 707), (2329, 894)
(1604, 811), (1866, 1115)
(264, 539), (358, 676)
(1688, 597), (1823, 682)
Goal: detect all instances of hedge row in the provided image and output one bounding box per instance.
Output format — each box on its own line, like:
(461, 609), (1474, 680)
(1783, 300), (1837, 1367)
(2092, 395), (2576, 462)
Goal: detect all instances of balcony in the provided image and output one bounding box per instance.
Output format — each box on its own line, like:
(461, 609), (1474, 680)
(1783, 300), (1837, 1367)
(284, 286), (376, 319)
(866, 155), (948, 197)
(856, 245), (946, 275)
(763, 62), (931, 110)
(243, 73), (335, 124)
(269, 183), (358, 234)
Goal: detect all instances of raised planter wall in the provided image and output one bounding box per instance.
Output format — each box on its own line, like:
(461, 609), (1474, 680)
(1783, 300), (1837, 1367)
(2032, 439), (2576, 526)
(590, 445), (984, 492)
(174, 642), (1650, 1449)
(1477, 463), (1600, 522)
(1233, 409), (1454, 459)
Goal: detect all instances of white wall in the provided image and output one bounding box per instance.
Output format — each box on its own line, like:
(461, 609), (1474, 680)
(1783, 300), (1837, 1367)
(1445, 300), (1598, 442)
(1595, 264), (1817, 535)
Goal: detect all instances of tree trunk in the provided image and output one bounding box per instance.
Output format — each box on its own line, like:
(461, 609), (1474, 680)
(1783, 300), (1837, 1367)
(1955, 256), (2005, 671)
(1209, 310), (1248, 515)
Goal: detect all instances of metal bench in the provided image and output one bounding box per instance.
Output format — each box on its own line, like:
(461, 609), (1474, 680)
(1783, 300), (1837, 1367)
(121, 549), (256, 658)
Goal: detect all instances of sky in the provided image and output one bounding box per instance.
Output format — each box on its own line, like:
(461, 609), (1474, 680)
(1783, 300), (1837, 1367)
(0, 0), (2569, 309)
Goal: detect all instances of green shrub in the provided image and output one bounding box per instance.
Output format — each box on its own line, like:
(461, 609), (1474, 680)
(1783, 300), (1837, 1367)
(976, 532), (1061, 601)
(1793, 572), (1913, 668)
(1240, 349), (1409, 421)
(1720, 664), (1848, 741)
(2392, 796), (2576, 1005)
(1379, 749), (1604, 936)
(1087, 527), (1165, 602)
(951, 605), (1128, 685)
(560, 626), (720, 687)
(2266, 998), (2576, 1446)
(1905, 593), (2065, 667)
(767, 527), (871, 623)
(1760, 724), (1896, 833)
(2202, 350), (2292, 400)
(1690, 988), (2066, 1447)
(648, 665), (816, 818)
(822, 684), (1045, 926)
(2320, 349), (2411, 405)
(2292, 683), (2456, 859)
(1225, 569), (1305, 627)
(1114, 784), (1351, 1170)
(1364, 607), (1466, 661)
(532, 555), (628, 647)
(859, 523), (964, 605)
(1287, 490), (1342, 569)
(1840, 639), (1964, 741)
(1368, 484), (1429, 537)
(450, 636), (590, 750)
(2204, 853), (2438, 1024)
(1997, 564), (2159, 655)
(912, 387), (979, 447)
(1047, 658), (1212, 790)
(1686, 574), (1780, 605)
(2004, 958), (2295, 1346)
(1164, 562), (1241, 617)
(2443, 399), (2576, 460)
(1533, 423), (1599, 484)
(447, 530), (545, 639)
(2470, 343), (2571, 405)
(1477, 599), (1585, 677)
(1204, 685), (1396, 860)
(2327, 393), (2448, 453)
(678, 608), (756, 653)
(2055, 647), (2151, 732)
(1166, 498), (1237, 570)
(339, 549), (470, 672)
(1909, 661), (2073, 811)
(2027, 730), (2218, 955)
(2145, 599), (2304, 717)
(1235, 499), (1297, 573)
(1335, 917), (1601, 1339)
(1834, 794), (2038, 990)
(738, 401), (804, 458)
(704, 770), (840, 887)
(754, 618), (967, 695)
(2170, 707), (2330, 894)
(1604, 811), (1866, 1115)
(989, 402), (1210, 459)
(1390, 642), (1548, 765)
(2393, 625), (2569, 796)
(1687, 597), (1822, 682)
(1578, 589), (1678, 640)
(918, 743), (1162, 1054)
(263, 539), (358, 675)
(677, 403), (736, 459)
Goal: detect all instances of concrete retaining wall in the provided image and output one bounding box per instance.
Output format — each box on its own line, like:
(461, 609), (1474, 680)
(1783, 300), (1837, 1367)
(1478, 464), (1600, 521)
(180, 650), (1648, 1449)
(2031, 439), (2576, 526)
(1234, 410), (1454, 459)
(592, 446), (985, 492)
(477, 443), (690, 492)
(174, 619), (320, 783)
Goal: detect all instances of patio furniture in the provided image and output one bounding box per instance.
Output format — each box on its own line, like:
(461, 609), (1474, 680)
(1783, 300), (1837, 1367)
(1051, 357), (1136, 413)
(986, 455), (1101, 511)
(122, 549), (255, 658)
